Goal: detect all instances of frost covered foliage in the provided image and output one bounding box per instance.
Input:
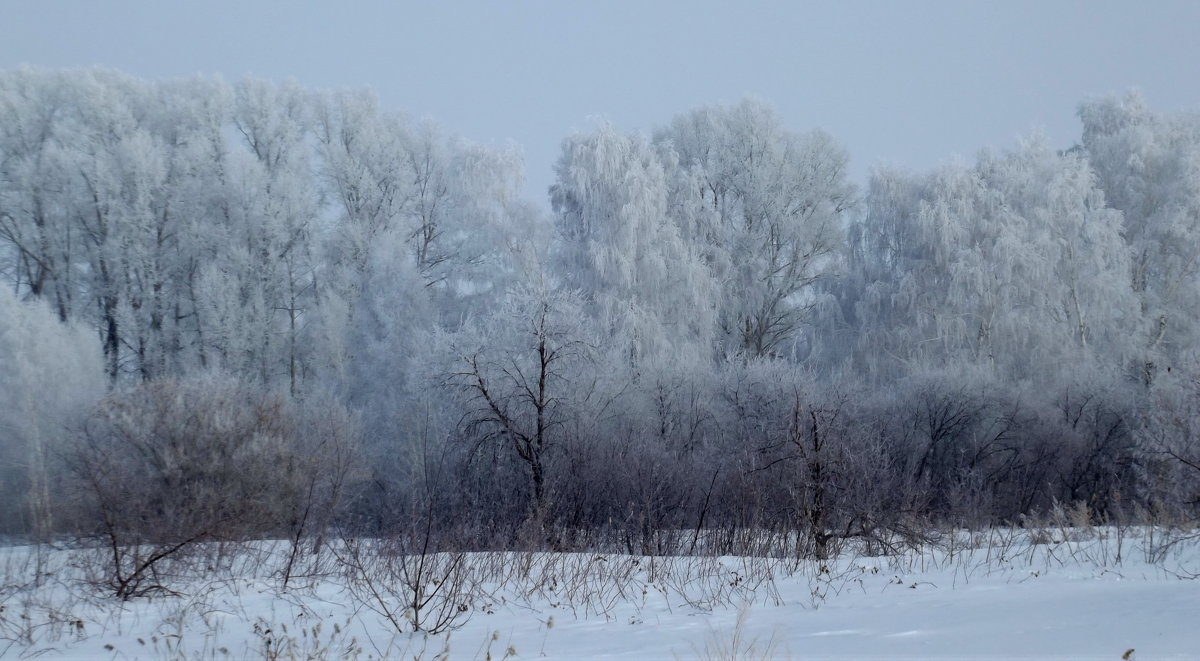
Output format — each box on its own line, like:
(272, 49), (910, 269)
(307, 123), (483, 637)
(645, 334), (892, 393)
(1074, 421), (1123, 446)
(838, 139), (1135, 383)
(552, 123), (715, 364)
(654, 100), (853, 358)
(1078, 92), (1200, 380)
(0, 289), (104, 537)
(3, 68), (1200, 553)
(0, 68), (531, 392)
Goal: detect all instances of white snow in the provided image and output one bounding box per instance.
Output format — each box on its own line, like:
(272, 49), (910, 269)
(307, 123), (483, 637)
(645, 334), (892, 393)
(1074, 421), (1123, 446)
(2, 528), (1197, 659)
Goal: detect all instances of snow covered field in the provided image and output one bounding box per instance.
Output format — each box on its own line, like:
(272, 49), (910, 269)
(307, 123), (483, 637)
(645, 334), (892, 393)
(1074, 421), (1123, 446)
(2, 527), (1197, 659)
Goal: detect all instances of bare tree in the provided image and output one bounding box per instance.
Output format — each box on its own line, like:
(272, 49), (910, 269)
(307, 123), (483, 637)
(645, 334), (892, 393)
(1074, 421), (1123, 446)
(446, 287), (595, 532)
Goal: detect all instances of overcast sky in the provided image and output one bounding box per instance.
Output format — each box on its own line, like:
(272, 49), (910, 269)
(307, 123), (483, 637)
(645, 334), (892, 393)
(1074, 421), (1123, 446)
(3, 1), (1199, 206)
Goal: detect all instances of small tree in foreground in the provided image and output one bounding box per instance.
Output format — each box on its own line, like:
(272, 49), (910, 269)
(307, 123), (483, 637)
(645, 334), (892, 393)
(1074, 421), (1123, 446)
(445, 286), (597, 537)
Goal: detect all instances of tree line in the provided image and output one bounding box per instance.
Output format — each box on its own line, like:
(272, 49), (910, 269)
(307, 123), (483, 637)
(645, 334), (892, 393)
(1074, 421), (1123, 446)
(1, 69), (1198, 560)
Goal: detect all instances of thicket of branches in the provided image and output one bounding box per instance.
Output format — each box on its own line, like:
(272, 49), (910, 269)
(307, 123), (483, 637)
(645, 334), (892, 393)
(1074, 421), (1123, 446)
(2, 70), (1199, 571)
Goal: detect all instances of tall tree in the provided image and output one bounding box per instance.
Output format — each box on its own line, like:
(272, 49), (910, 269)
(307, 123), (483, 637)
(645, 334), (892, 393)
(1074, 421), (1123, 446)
(655, 99), (854, 358)
(215, 78), (322, 393)
(551, 122), (715, 365)
(0, 69), (78, 321)
(842, 138), (1136, 382)
(1078, 92), (1200, 379)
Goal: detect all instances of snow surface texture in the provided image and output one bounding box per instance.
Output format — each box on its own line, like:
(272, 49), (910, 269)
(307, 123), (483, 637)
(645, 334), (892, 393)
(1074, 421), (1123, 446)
(2, 528), (1197, 659)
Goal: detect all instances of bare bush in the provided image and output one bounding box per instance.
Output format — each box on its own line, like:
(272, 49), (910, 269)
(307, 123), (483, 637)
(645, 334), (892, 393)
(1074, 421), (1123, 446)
(336, 535), (474, 635)
(65, 374), (359, 599)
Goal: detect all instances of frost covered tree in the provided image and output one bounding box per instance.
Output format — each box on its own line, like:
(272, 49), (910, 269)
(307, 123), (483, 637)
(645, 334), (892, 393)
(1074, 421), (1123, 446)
(842, 138), (1136, 382)
(112, 77), (235, 381)
(315, 90), (531, 310)
(58, 70), (156, 380)
(316, 89), (420, 285)
(199, 78), (322, 393)
(315, 88), (540, 411)
(655, 99), (853, 358)
(0, 69), (132, 376)
(1078, 92), (1200, 379)
(0, 288), (104, 537)
(551, 122), (715, 365)
(0, 69), (237, 381)
(0, 69), (81, 322)
(1, 69), (545, 395)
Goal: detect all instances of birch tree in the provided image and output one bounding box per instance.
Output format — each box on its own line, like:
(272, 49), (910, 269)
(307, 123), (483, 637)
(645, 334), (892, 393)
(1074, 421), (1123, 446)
(551, 122), (715, 365)
(0, 69), (80, 321)
(655, 99), (853, 358)
(844, 139), (1136, 382)
(1079, 92), (1200, 379)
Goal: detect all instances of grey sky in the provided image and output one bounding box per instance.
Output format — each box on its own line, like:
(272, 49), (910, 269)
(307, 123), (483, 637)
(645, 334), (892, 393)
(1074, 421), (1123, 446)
(3, 1), (1198, 206)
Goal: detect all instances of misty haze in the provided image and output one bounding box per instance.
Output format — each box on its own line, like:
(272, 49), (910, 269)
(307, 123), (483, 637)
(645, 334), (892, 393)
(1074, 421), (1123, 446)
(1, 3), (1199, 659)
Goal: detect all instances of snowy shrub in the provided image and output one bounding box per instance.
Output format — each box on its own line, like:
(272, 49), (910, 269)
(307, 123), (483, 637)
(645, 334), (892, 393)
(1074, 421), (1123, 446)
(65, 374), (359, 599)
